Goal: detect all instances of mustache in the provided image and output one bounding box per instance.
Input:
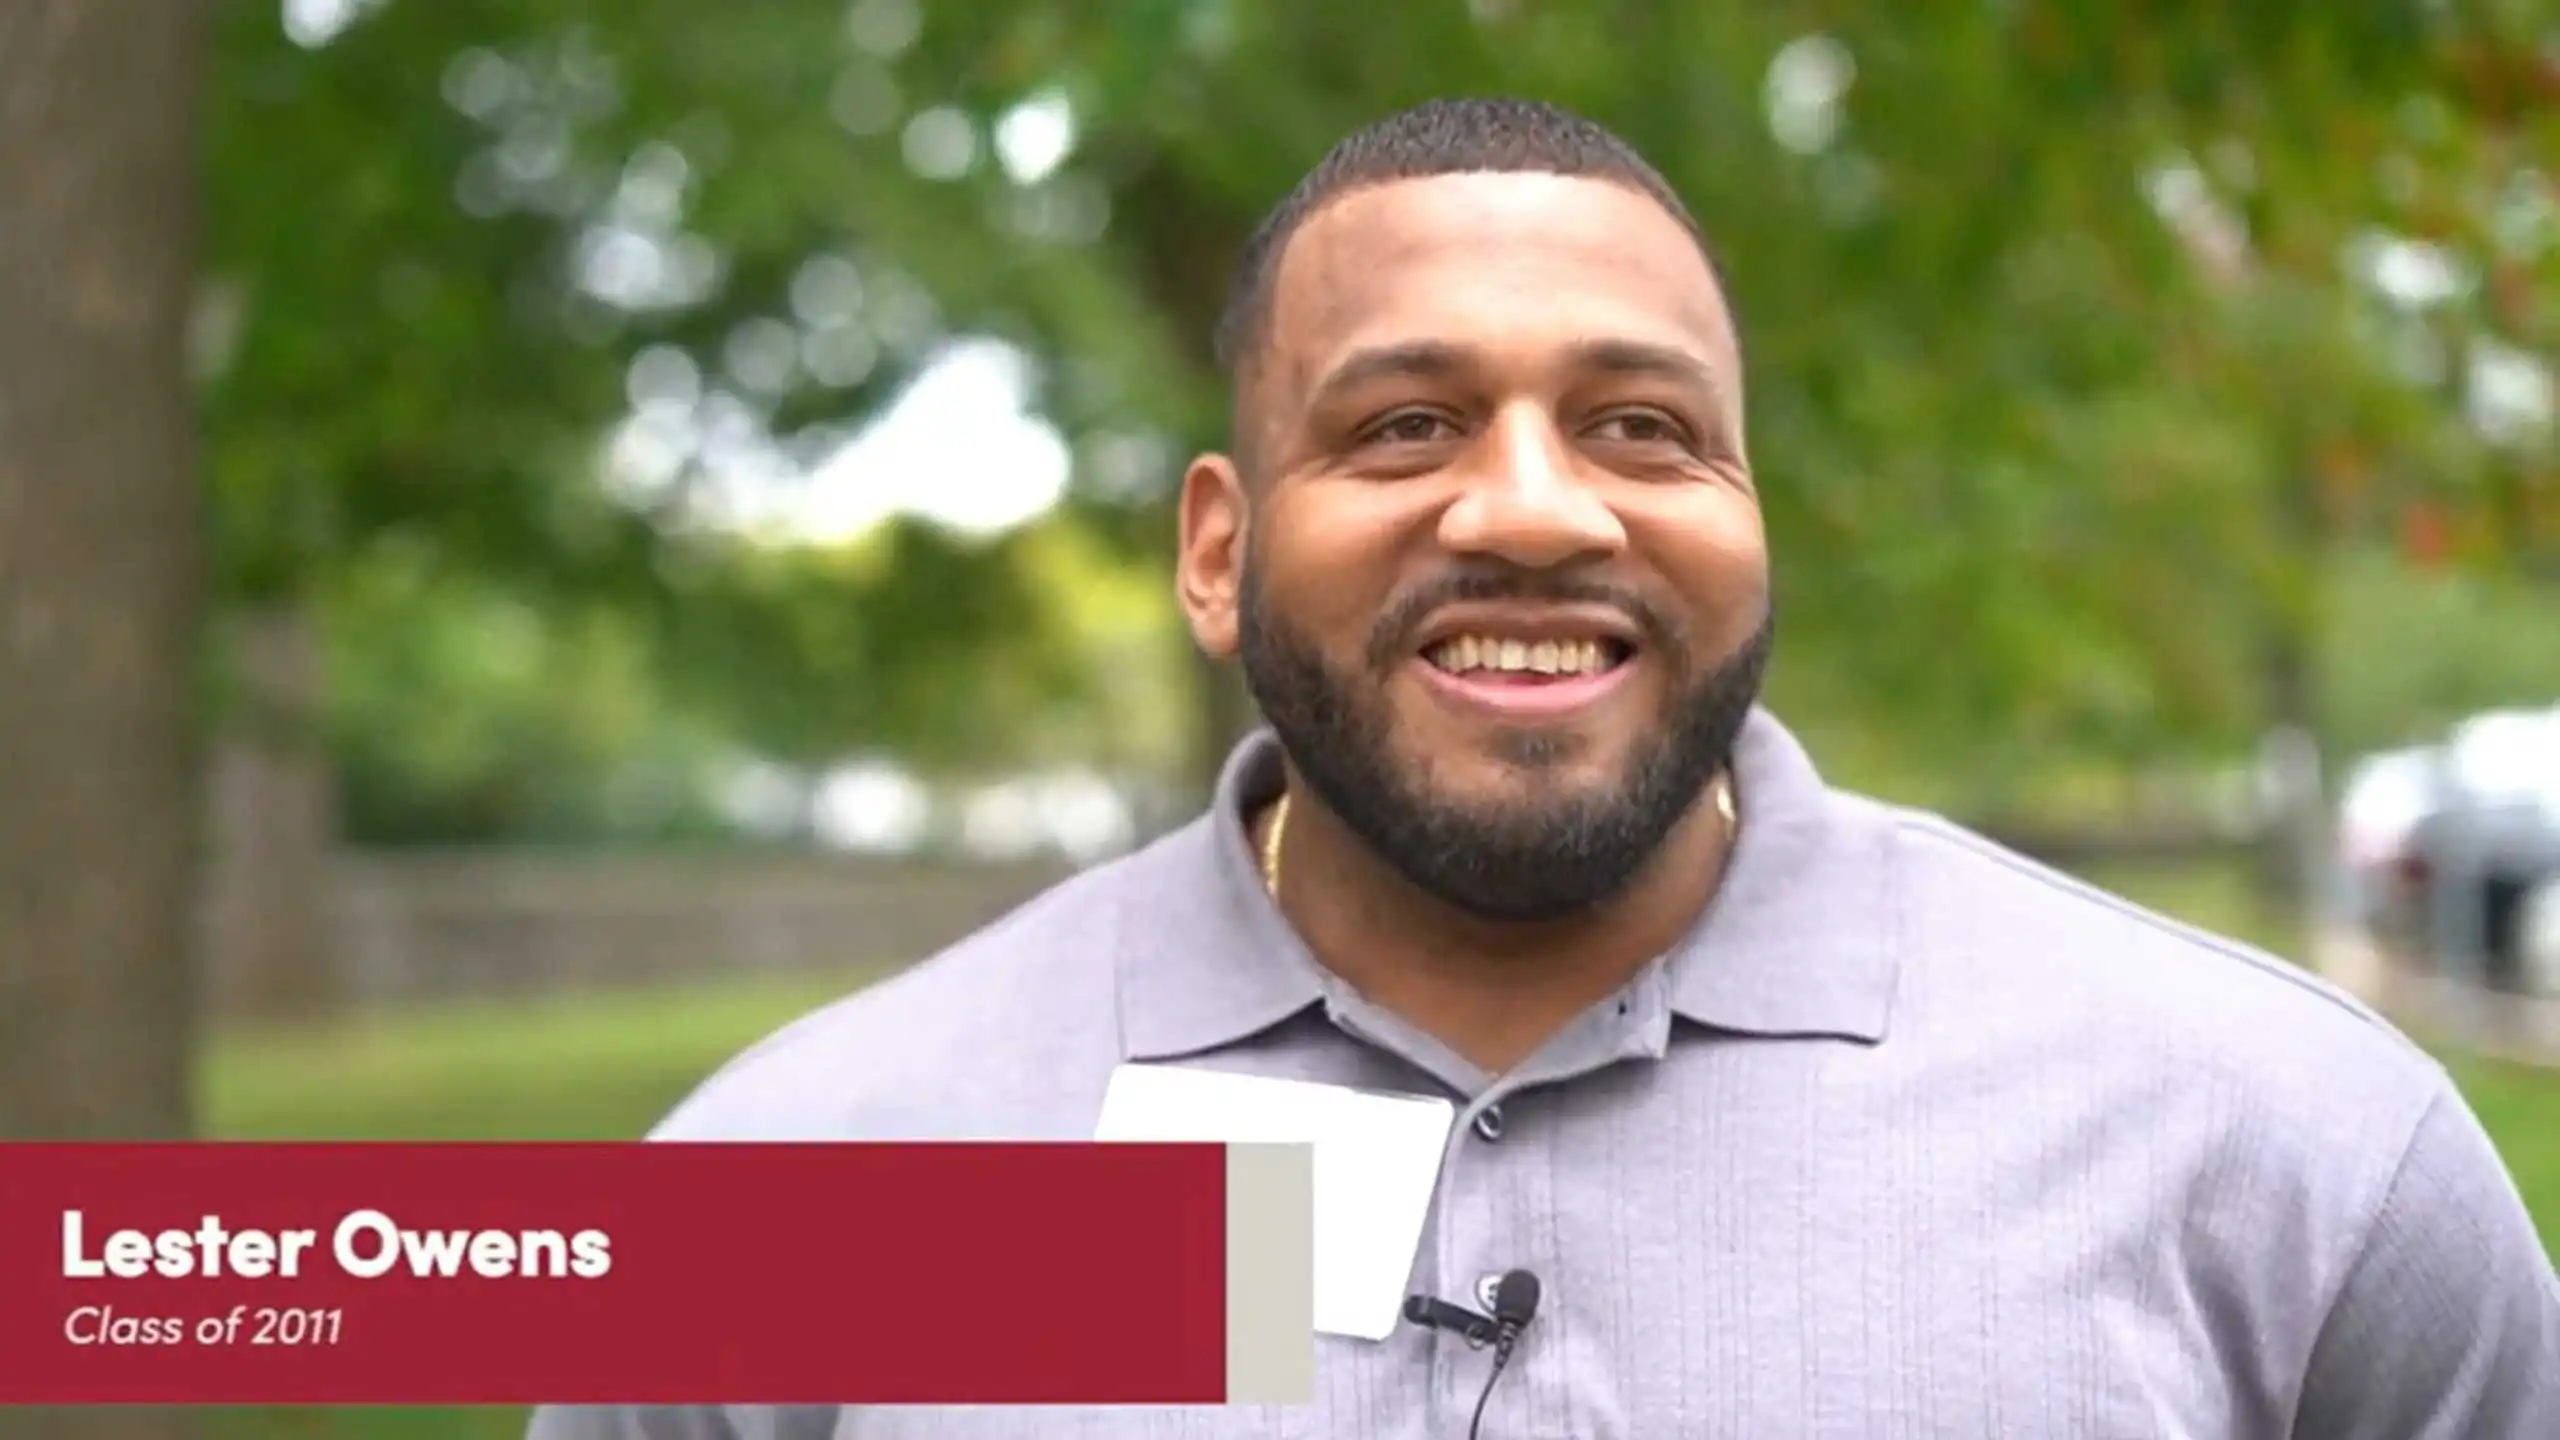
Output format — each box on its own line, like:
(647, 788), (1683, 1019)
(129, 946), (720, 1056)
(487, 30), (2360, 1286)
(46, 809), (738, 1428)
(1364, 563), (1682, 672)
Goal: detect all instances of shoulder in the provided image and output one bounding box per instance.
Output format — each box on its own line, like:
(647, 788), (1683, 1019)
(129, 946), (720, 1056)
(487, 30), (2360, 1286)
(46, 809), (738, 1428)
(1885, 800), (2431, 1064)
(1872, 797), (2453, 1154)
(1863, 798), (2526, 1339)
(645, 826), (1206, 1143)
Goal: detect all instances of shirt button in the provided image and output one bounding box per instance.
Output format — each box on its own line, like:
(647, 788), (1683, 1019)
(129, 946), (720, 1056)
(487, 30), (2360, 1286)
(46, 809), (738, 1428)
(1471, 1105), (1506, 1142)
(1475, 1273), (1504, 1311)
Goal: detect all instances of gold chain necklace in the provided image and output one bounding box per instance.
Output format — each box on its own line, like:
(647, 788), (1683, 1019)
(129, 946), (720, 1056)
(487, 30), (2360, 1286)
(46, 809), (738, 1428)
(1259, 792), (1291, 897)
(1257, 774), (1737, 899)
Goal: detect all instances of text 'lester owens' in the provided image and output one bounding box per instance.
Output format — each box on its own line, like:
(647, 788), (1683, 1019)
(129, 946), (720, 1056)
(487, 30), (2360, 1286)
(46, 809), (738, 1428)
(61, 1210), (614, 1280)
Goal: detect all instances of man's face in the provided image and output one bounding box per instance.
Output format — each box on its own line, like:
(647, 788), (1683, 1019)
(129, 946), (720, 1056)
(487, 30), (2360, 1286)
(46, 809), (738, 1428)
(1180, 171), (1772, 921)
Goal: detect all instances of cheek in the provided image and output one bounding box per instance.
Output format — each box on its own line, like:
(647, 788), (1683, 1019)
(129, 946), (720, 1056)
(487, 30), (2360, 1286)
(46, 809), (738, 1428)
(1632, 495), (1767, 641)
(1254, 487), (1425, 661)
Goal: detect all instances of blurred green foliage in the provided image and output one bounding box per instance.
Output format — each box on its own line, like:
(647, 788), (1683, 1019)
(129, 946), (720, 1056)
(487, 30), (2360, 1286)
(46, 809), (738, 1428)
(2323, 545), (2560, 756)
(315, 558), (735, 844)
(200, 0), (2558, 840)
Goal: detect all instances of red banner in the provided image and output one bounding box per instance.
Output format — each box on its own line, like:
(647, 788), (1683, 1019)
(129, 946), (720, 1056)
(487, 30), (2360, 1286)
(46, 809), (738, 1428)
(0, 1141), (1238, 1406)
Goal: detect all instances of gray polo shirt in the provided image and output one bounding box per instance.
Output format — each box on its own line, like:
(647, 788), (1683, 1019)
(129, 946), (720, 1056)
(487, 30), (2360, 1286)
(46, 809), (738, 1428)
(529, 709), (2559, 1439)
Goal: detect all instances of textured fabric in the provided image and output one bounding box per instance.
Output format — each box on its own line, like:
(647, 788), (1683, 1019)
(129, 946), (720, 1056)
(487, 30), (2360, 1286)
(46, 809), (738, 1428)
(527, 709), (2560, 1439)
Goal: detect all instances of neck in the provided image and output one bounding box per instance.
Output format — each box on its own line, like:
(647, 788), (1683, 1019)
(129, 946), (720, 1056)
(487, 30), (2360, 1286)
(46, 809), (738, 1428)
(1261, 773), (1737, 1077)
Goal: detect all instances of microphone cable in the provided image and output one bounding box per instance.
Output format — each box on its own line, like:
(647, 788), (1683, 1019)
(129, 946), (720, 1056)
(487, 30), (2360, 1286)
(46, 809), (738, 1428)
(1404, 1269), (1543, 1438)
(1465, 1326), (1520, 1440)
(1467, 1270), (1542, 1440)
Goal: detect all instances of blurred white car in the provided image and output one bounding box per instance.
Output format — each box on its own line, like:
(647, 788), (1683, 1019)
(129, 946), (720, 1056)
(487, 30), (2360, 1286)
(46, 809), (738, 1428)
(2335, 745), (2440, 945)
(2524, 878), (2560, 998)
(2350, 706), (2560, 997)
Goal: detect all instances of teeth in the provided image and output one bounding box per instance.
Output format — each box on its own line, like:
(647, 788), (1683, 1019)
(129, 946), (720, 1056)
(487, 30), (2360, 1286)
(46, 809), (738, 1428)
(1427, 635), (1620, 676)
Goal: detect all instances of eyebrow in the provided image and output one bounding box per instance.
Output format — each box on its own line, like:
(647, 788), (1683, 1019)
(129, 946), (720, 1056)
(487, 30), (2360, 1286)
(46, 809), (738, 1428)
(1301, 341), (1471, 414)
(1301, 337), (1721, 416)
(1569, 338), (1721, 392)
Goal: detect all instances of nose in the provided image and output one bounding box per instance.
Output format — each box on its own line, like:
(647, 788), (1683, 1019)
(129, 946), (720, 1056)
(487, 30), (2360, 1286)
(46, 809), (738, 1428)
(1435, 404), (1627, 569)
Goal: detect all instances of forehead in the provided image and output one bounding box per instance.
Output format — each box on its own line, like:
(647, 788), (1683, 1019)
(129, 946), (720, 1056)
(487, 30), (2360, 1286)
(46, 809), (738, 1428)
(1262, 172), (1736, 392)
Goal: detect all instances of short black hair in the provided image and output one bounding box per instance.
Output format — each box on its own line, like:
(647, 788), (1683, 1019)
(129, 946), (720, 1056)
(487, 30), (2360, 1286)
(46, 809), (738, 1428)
(1211, 96), (1726, 379)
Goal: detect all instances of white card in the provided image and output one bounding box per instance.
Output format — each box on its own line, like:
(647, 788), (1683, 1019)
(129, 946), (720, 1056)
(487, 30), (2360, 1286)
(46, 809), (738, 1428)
(1092, 1062), (1456, 1341)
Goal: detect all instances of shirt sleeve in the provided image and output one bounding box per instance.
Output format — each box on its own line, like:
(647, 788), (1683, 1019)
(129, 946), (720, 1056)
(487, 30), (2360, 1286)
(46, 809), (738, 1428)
(523, 1404), (842, 1440)
(521, 1406), (722, 1440)
(517, 1083), (849, 1440)
(2291, 1083), (2560, 1439)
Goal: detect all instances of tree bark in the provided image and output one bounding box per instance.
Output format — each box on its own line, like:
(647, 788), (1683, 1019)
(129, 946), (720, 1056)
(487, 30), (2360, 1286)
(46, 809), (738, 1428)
(0, 0), (208, 1258)
(0, 7), (208, 1422)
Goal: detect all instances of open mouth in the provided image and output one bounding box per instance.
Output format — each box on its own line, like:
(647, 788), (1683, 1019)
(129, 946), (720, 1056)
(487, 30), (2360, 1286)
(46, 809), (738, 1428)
(1420, 634), (1636, 681)
(1408, 621), (1641, 721)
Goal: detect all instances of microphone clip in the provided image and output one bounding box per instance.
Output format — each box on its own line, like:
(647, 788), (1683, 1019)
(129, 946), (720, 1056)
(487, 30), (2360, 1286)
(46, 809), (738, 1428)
(1401, 1292), (1500, 1348)
(1403, 1268), (1543, 1355)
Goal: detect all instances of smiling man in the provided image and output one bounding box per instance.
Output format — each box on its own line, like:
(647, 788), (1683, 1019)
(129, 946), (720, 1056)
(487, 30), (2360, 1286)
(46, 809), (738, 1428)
(532, 98), (2558, 1439)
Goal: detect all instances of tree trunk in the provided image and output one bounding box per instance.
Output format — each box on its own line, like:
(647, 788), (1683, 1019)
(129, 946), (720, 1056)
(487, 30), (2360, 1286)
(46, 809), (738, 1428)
(0, 2), (207, 1428)
(2256, 634), (2330, 929)
(202, 606), (339, 1022)
(2255, 460), (2333, 958)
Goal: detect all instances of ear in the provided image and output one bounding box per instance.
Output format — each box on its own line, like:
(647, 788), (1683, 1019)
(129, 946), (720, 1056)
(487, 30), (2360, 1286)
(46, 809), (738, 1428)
(1175, 452), (1249, 661)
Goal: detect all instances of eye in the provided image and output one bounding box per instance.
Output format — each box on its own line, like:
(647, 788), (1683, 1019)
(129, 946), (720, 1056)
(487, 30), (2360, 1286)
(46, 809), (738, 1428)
(1364, 409), (1460, 446)
(1586, 409), (1690, 447)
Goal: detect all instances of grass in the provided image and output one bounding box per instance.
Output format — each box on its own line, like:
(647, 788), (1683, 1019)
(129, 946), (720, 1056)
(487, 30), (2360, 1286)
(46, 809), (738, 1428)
(202, 974), (873, 1440)
(190, 864), (2556, 1438)
(208, 971), (874, 1143)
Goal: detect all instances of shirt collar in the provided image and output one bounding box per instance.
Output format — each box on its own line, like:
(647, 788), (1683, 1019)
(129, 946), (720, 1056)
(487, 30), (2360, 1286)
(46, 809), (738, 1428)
(1115, 733), (1331, 1062)
(1114, 706), (1902, 1062)
(1661, 708), (1902, 1043)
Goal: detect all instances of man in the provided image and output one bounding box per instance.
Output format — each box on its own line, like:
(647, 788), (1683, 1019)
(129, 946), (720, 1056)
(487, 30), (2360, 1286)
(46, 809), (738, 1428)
(533, 98), (2559, 1438)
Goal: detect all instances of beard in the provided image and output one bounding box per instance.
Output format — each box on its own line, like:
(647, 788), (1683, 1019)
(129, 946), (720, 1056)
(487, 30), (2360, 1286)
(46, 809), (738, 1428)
(1236, 557), (1773, 923)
